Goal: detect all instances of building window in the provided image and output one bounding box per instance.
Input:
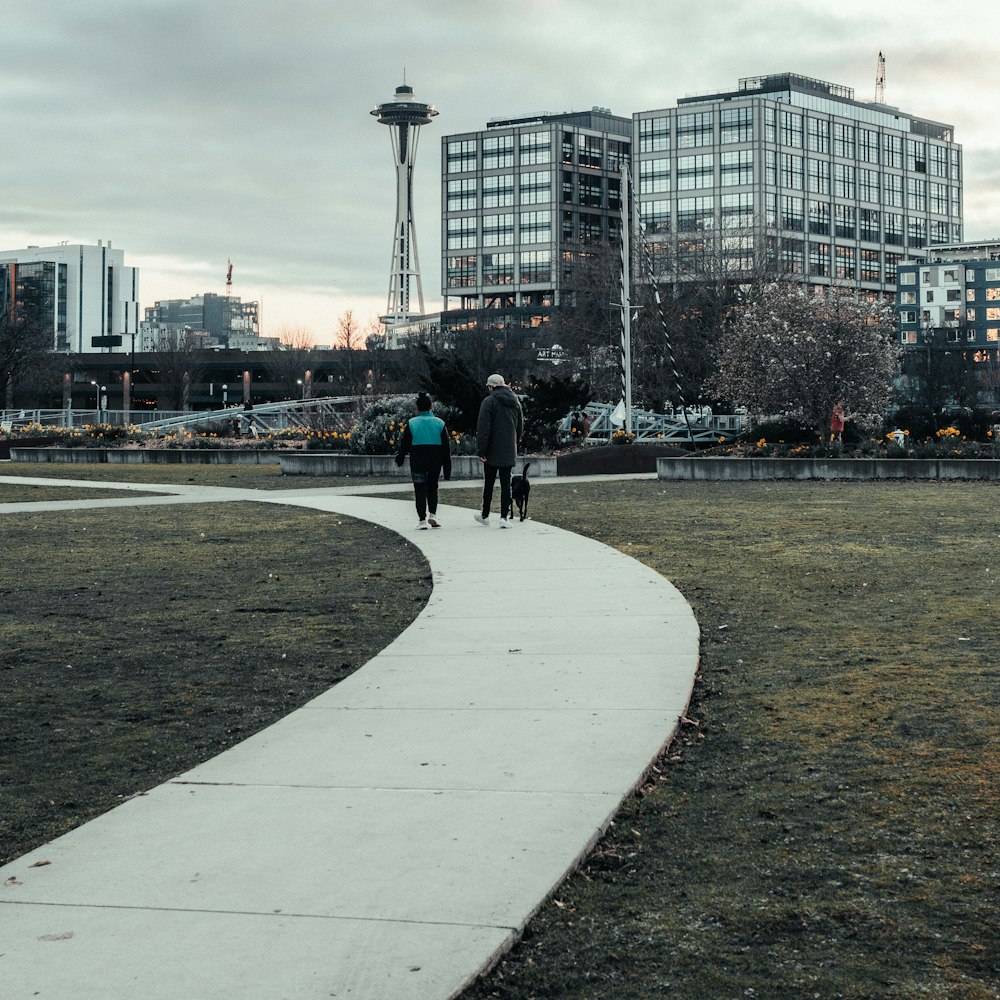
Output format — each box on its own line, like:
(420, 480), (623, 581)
(899, 271), (916, 285)
(677, 196), (715, 232)
(833, 122), (855, 158)
(834, 204), (855, 239)
(482, 134), (514, 170)
(885, 252), (902, 283)
(902, 331), (917, 344)
(677, 111), (714, 148)
(929, 181), (948, 215)
(447, 178), (477, 212)
(946, 288), (961, 302)
(781, 195), (804, 231)
(519, 210), (552, 244)
(925, 290), (934, 303)
(640, 157), (671, 194)
(859, 128), (879, 163)
(446, 255), (477, 288)
(806, 117), (829, 154)
(987, 268), (1000, 281)
(765, 106), (776, 143)
(721, 192), (753, 228)
(986, 287), (1000, 300)
(640, 200), (670, 234)
(519, 131), (551, 165)
(809, 200), (830, 236)
(988, 329), (1000, 342)
(578, 214), (603, 242)
(883, 134), (903, 168)
(482, 213), (514, 247)
(482, 174), (514, 208)
(447, 139), (476, 173)
(807, 158), (830, 195)
(780, 152), (804, 190)
(677, 154), (714, 190)
(900, 291), (916, 304)
(906, 138), (927, 173)
(885, 212), (904, 246)
(834, 163), (855, 199)
(929, 144), (949, 178)
(446, 217), (477, 249)
(987, 307), (1000, 322)
(720, 105), (753, 143)
(519, 249), (551, 283)
(907, 217), (927, 249)
(781, 237), (805, 274)
(900, 310), (916, 324)
(639, 116), (670, 152)
(906, 177), (927, 212)
(835, 245), (856, 280)
(780, 110), (803, 148)
(577, 134), (602, 168)
(858, 168), (879, 203)
(720, 149), (753, 186)
(809, 242), (831, 277)
(850, 209), (879, 251)
(579, 175), (602, 208)
(884, 173), (904, 207)
(481, 252), (514, 286)
(520, 170), (552, 205)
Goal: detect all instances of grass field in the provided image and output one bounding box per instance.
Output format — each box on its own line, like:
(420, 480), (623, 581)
(2, 463), (997, 999)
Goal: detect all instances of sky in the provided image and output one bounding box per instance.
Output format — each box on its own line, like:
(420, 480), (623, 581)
(3, 0), (1000, 344)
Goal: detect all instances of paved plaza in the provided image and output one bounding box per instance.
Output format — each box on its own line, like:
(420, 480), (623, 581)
(1, 475), (699, 999)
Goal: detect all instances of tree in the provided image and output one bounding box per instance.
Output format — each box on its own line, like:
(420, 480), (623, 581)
(152, 329), (207, 410)
(708, 283), (899, 441)
(416, 345), (483, 432)
(522, 371), (591, 450)
(0, 309), (53, 405)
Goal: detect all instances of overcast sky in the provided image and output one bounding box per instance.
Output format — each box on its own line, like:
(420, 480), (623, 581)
(4, 0), (999, 342)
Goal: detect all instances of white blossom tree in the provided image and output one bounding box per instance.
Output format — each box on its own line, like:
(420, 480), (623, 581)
(709, 283), (900, 441)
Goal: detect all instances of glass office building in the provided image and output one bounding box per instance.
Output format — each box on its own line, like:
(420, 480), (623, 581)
(634, 73), (963, 295)
(440, 108), (631, 327)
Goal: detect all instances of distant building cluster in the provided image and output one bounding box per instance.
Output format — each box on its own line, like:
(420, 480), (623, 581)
(1, 69), (989, 367)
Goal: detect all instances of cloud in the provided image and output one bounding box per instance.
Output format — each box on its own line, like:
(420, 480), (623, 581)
(2, 0), (999, 333)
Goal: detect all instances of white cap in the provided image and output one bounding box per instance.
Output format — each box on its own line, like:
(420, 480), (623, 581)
(486, 373), (505, 387)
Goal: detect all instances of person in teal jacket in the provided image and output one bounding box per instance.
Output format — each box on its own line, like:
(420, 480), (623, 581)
(395, 392), (452, 529)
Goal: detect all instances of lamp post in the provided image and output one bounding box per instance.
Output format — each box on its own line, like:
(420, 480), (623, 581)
(222, 384), (228, 408)
(296, 378), (305, 399)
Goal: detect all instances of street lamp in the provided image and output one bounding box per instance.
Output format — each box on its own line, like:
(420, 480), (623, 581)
(296, 378), (305, 399)
(89, 380), (106, 423)
(222, 384), (228, 408)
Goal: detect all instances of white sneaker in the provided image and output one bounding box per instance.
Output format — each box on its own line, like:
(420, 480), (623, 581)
(499, 517), (510, 528)
(417, 519), (429, 530)
(474, 513), (490, 525)
(428, 515), (441, 528)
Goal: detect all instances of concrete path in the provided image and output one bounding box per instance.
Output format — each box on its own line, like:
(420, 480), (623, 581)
(0, 476), (699, 1000)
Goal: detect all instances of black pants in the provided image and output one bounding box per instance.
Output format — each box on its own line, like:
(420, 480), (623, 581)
(412, 468), (441, 520)
(481, 464), (512, 519)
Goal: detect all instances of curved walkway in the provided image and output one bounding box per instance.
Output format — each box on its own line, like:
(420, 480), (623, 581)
(0, 478), (700, 1000)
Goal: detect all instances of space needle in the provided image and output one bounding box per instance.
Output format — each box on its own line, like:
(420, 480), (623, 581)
(371, 82), (438, 330)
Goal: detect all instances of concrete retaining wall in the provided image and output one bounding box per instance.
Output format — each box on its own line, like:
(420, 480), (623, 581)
(9, 448), (283, 465)
(657, 457), (1000, 481)
(278, 453), (556, 479)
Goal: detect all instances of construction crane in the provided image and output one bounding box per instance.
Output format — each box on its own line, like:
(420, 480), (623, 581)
(226, 259), (233, 297)
(875, 51), (886, 104)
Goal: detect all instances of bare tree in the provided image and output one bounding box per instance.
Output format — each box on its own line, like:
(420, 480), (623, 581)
(0, 309), (53, 406)
(152, 329), (207, 410)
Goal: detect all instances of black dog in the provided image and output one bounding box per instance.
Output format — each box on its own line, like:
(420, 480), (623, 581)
(511, 462), (531, 522)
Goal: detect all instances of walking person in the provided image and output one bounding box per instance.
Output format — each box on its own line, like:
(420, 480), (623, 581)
(395, 392), (451, 529)
(474, 373), (524, 528)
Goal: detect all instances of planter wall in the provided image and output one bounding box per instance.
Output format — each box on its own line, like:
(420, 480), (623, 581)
(657, 457), (1000, 481)
(278, 453), (556, 479)
(9, 448), (283, 465)
(0, 438), (58, 460)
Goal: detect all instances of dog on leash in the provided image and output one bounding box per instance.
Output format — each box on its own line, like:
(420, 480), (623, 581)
(511, 462), (531, 522)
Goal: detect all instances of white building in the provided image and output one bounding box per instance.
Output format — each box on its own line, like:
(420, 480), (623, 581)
(0, 241), (139, 354)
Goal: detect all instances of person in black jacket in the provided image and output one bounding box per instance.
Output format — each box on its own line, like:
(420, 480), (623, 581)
(474, 373), (524, 528)
(395, 393), (452, 529)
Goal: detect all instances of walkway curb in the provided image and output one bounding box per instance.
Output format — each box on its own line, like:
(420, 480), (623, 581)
(0, 481), (700, 999)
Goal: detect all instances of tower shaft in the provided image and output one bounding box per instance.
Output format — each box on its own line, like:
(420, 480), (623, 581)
(372, 84), (438, 328)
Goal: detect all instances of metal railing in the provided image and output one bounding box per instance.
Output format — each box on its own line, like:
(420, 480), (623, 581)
(563, 402), (746, 444)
